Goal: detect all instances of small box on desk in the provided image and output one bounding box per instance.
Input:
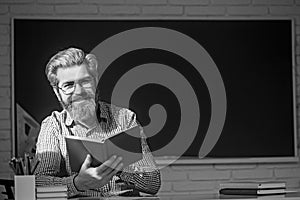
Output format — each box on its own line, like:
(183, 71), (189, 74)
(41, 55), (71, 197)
(14, 175), (35, 200)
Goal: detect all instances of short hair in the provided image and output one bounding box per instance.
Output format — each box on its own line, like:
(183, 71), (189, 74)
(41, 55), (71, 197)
(45, 47), (98, 87)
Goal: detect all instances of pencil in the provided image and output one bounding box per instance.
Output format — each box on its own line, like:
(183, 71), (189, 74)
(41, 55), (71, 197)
(25, 153), (31, 175)
(18, 158), (24, 175)
(31, 159), (40, 175)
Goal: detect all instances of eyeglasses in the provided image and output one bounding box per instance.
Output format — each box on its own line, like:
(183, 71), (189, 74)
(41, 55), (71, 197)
(57, 78), (94, 95)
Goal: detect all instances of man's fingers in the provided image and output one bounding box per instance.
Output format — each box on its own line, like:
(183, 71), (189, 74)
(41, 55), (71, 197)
(106, 162), (124, 177)
(96, 155), (123, 175)
(96, 155), (117, 173)
(80, 154), (92, 171)
(101, 162), (124, 183)
(110, 156), (123, 171)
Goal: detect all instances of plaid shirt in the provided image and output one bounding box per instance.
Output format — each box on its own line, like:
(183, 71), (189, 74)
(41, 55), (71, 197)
(34, 102), (161, 198)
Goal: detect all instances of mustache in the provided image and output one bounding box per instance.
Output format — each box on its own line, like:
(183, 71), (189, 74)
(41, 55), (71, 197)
(69, 93), (94, 103)
(64, 94), (94, 109)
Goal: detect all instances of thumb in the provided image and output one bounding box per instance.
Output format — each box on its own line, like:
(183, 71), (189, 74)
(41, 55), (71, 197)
(80, 154), (92, 171)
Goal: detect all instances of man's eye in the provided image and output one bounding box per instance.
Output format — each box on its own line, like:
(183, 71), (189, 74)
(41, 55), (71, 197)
(81, 79), (93, 87)
(62, 82), (74, 89)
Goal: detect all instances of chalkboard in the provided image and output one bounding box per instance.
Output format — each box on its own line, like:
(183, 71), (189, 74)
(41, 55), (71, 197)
(12, 18), (297, 163)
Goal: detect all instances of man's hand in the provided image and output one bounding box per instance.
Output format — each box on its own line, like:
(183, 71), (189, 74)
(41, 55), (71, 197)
(74, 154), (123, 191)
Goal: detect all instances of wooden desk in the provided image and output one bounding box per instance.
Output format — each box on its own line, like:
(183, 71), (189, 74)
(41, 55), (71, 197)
(71, 192), (300, 200)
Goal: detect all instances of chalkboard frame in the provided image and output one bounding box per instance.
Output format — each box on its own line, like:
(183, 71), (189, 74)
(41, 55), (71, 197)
(11, 16), (298, 164)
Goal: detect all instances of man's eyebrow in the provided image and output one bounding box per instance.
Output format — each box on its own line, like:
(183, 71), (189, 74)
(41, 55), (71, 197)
(61, 81), (75, 86)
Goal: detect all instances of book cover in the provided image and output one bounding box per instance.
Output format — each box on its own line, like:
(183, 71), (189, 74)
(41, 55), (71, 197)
(65, 126), (143, 172)
(219, 188), (286, 195)
(36, 192), (67, 198)
(219, 181), (286, 189)
(36, 198), (67, 200)
(36, 185), (67, 193)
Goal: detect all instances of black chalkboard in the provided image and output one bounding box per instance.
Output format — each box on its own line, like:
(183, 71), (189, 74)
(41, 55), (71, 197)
(13, 18), (296, 162)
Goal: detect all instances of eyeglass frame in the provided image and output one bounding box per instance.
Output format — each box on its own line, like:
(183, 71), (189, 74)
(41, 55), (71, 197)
(56, 77), (95, 95)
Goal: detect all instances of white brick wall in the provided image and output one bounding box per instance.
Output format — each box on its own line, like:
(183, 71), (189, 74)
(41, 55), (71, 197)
(0, 0), (300, 198)
(100, 5), (140, 15)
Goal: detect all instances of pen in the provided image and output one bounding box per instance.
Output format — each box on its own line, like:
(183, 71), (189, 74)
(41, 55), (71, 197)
(18, 158), (24, 175)
(25, 153), (31, 175)
(31, 159), (40, 175)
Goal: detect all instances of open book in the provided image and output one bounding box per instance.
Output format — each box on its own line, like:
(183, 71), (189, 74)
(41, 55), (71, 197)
(65, 126), (142, 172)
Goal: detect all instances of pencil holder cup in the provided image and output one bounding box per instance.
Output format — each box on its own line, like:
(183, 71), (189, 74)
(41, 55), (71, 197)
(14, 175), (35, 200)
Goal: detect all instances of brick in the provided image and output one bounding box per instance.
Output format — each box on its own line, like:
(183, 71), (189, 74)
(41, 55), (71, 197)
(253, 0), (294, 5)
(0, 56), (10, 64)
(188, 170), (230, 180)
(0, 97), (10, 108)
(211, 0), (250, 5)
(169, 0), (209, 5)
(0, 172), (13, 179)
(10, 5), (54, 14)
(275, 168), (300, 178)
(270, 6), (300, 15)
(0, 46), (8, 56)
(171, 165), (213, 171)
(161, 170), (187, 181)
(100, 5), (140, 15)
(159, 191), (190, 196)
(227, 6), (268, 15)
(0, 15), (9, 24)
(38, 0), (80, 3)
(0, 162), (12, 173)
(189, 190), (220, 195)
(232, 169), (273, 179)
(280, 178), (300, 188)
(126, 0), (167, 4)
(215, 164), (256, 169)
(159, 182), (172, 192)
(0, 130), (10, 139)
(258, 163), (300, 169)
(0, 0), (34, 3)
(185, 6), (225, 16)
(0, 25), (8, 34)
(0, 109), (9, 119)
(0, 151), (11, 162)
(173, 181), (215, 191)
(82, 0), (125, 4)
(296, 26), (300, 35)
(0, 88), (10, 97)
(297, 45), (300, 55)
(0, 139), (10, 150)
(0, 5), (8, 14)
(0, 76), (10, 86)
(0, 120), (10, 129)
(142, 6), (183, 15)
(0, 65), (9, 75)
(0, 35), (9, 45)
(55, 5), (98, 14)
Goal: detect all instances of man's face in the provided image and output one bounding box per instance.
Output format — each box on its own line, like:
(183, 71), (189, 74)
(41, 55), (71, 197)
(56, 63), (97, 123)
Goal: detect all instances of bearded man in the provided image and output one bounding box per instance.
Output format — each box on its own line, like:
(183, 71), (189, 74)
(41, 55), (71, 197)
(34, 47), (161, 198)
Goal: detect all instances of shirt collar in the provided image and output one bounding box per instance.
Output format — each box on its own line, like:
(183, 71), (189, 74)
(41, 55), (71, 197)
(63, 109), (74, 127)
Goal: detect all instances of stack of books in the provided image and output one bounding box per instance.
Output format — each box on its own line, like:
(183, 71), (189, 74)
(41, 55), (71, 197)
(219, 181), (287, 196)
(36, 185), (68, 200)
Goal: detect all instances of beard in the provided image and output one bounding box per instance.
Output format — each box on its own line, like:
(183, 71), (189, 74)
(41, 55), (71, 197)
(62, 92), (96, 124)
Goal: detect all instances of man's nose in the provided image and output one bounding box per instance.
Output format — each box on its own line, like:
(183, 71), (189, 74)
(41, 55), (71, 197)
(73, 83), (84, 94)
